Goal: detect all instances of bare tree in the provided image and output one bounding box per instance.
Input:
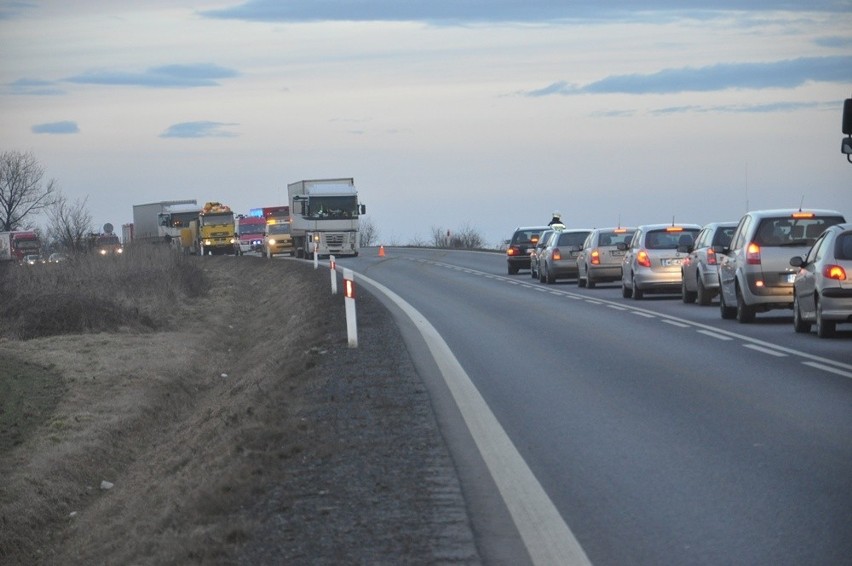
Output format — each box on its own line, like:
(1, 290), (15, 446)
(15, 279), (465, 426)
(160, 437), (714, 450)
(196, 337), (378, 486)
(430, 226), (450, 248)
(45, 192), (92, 253)
(359, 216), (379, 247)
(0, 150), (58, 231)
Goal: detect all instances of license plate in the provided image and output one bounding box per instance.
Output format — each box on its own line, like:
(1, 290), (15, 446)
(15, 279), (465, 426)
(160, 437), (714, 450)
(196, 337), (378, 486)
(662, 258), (682, 266)
(783, 273), (796, 283)
(610, 250), (625, 257)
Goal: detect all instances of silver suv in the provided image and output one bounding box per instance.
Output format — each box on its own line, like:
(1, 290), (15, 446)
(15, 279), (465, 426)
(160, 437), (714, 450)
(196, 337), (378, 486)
(718, 208), (846, 322)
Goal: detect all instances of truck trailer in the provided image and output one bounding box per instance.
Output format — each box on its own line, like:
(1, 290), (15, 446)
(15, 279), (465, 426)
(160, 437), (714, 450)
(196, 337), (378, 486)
(287, 178), (365, 258)
(130, 200), (198, 244)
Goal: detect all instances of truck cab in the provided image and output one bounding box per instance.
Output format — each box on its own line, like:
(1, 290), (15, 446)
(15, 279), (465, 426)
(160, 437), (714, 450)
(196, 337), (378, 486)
(263, 217), (294, 258)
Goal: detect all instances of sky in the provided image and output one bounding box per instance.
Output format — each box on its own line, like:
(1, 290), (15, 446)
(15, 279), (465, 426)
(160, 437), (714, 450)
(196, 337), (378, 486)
(2, 1), (851, 247)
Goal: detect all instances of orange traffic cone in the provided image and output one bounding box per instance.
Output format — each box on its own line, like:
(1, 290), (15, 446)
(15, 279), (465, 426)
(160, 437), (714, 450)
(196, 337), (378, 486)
(378, 245), (385, 257)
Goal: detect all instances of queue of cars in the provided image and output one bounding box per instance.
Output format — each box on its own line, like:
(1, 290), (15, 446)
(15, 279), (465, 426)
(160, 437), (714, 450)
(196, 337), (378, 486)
(506, 207), (851, 338)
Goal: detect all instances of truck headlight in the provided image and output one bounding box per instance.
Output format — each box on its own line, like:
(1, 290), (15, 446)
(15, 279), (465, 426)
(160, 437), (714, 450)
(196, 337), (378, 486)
(269, 238), (277, 245)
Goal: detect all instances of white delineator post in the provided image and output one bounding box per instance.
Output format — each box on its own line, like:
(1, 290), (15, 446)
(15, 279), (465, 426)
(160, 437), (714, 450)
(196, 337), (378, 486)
(312, 240), (318, 269)
(329, 255), (337, 295)
(343, 268), (358, 348)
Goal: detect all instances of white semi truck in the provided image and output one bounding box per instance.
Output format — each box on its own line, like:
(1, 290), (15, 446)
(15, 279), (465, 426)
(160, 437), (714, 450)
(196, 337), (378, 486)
(287, 178), (365, 258)
(130, 200), (197, 244)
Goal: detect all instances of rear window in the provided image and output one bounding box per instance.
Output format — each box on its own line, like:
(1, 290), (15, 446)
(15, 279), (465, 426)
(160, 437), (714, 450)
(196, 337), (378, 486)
(598, 230), (635, 247)
(753, 216), (844, 247)
(557, 231), (590, 246)
(836, 233), (852, 260)
(511, 229), (545, 245)
(711, 227), (735, 247)
(645, 229), (699, 250)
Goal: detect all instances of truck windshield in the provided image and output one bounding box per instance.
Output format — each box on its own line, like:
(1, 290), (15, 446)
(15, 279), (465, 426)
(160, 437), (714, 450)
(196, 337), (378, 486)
(161, 211), (199, 228)
(203, 212), (234, 225)
(305, 196), (359, 220)
(238, 224), (265, 235)
(15, 239), (40, 251)
(268, 223), (291, 235)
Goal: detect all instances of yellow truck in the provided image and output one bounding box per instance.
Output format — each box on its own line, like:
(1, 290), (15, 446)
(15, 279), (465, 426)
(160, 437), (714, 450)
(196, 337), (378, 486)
(263, 215), (295, 258)
(188, 202), (236, 256)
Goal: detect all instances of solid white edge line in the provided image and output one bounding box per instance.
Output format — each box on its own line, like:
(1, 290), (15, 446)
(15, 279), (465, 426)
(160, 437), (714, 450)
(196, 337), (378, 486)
(355, 272), (592, 566)
(802, 361), (852, 379)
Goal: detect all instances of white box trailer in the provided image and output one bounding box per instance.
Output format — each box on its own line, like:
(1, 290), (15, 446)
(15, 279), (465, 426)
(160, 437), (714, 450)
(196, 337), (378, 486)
(131, 200), (197, 243)
(287, 178), (365, 258)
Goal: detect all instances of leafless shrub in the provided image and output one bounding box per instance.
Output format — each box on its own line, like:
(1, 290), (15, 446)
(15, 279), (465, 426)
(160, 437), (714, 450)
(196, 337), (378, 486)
(359, 217), (379, 247)
(0, 245), (207, 339)
(430, 223), (486, 250)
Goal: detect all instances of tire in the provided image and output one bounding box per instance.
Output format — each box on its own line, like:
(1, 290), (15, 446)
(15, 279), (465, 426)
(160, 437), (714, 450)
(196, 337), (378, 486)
(586, 277), (596, 289)
(793, 293), (811, 334)
(719, 285), (736, 319)
(530, 262), (537, 279)
(632, 276), (643, 300)
(539, 265), (546, 283)
(815, 297), (836, 338)
(735, 284), (755, 323)
(545, 264), (556, 284)
(681, 279), (697, 304)
(696, 277), (711, 306)
(621, 282), (631, 298)
(508, 264), (518, 275)
(577, 275), (586, 288)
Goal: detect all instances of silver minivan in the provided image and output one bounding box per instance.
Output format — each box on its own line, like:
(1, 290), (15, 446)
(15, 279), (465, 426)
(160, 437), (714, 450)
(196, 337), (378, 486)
(718, 208), (846, 322)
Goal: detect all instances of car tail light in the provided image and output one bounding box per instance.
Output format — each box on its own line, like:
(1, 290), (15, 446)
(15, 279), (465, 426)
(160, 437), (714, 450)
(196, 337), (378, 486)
(552, 248), (562, 261)
(637, 249), (651, 267)
(824, 264), (847, 280)
(746, 242), (761, 265)
(590, 249), (601, 265)
(707, 247), (717, 265)
(791, 212), (815, 219)
(507, 247), (517, 256)
(665, 226), (684, 232)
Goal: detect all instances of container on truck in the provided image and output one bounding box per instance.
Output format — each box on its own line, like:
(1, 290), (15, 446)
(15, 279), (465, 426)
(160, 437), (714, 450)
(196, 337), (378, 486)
(287, 178), (365, 258)
(0, 231), (41, 262)
(130, 200), (197, 244)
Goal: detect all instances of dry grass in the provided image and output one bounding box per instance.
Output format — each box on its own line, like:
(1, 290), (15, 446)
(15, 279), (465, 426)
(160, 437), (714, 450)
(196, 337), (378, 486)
(0, 245), (207, 340)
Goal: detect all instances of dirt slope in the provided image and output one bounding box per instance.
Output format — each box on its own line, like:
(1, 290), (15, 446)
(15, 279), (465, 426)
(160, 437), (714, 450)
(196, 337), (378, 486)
(0, 256), (480, 565)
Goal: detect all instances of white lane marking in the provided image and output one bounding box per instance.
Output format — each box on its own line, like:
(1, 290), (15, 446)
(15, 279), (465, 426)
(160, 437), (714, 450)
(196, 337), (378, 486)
(585, 300), (602, 305)
(631, 311), (656, 318)
(354, 272), (592, 566)
(802, 361), (852, 379)
(697, 329), (733, 341)
(607, 305), (627, 311)
(661, 320), (690, 328)
(743, 344), (788, 357)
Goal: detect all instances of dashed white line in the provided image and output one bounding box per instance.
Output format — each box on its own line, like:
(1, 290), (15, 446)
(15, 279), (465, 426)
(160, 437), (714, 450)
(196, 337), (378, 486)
(585, 300), (602, 305)
(661, 320), (690, 328)
(802, 361), (852, 379)
(607, 305), (627, 311)
(697, 329), (733, 341)
(743, 344), (787, 357)
(631, 311), (656, 318)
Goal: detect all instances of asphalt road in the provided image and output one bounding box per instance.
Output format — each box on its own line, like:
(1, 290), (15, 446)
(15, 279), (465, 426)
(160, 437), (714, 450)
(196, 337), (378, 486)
(334, 247), (852, 565)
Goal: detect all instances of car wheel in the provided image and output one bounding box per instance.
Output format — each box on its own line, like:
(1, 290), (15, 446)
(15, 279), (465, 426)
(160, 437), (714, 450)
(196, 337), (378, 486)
(681, 279), (697, 304)
(696, 277), (711, 306)
(735, 284), (755, 323)
(719, 286), (736, 319)
(586, 277), (596, 289)
(545, 264), (556, 284)
(793, 293), (811, 334)
(621, 281), (631, 298)
(508, 264), (518, 275)
(577, 275), (586, 288)
(530, 263), (537, 279)
(815, 297), (836, 338)
(631, 275), (643, 300)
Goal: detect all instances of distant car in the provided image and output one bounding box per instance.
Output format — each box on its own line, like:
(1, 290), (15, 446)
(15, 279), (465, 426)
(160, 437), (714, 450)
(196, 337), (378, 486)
(48, 252), (69, 263)
(530, 229), (557, 280)
(23, 254), (42, 265)
(679, 221), (737, 305)
(790, 222), (852, 338)
(506, 226), (550, 275)
(576, 227), (636, 288)
(718, 208), (846, 322)
(619, 223), (701, 299)
(539, 229), (592, 284)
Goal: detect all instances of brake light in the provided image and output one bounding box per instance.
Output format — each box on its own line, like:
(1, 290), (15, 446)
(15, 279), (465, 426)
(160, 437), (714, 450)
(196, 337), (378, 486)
(707, 247), (717, 265)
(791, 212), (815, 219)
(590, 249), (601, 265)
(746, 242), (761, 265)
(552, 248), (562, 261)
(824, 264), (847, 280)
(613, 228), (627, 234)
(507, 248), (517, 256)
(666, 226), (684, 232)
(637, 249), (651, 267)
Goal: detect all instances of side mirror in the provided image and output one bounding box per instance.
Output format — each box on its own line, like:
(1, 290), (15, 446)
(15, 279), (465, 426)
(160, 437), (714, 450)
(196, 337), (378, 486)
(789, 256), (805, 267)
(616, 242), (628, 251)
(360, 204), (367, 214)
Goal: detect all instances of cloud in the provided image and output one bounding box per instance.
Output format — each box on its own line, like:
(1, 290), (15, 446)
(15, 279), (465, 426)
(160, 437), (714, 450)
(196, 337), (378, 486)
(814, 35), (852, 49)
(159, 121), (239, 138)
(7, 78), (65, 95)
(525, 55), (852, 97)
(650, 101), (834, 115)
(66, 63), (238, 88)
(31, 121), (80, 134)
(0, 1), (35, 20)
(201, 0), (852, 23)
